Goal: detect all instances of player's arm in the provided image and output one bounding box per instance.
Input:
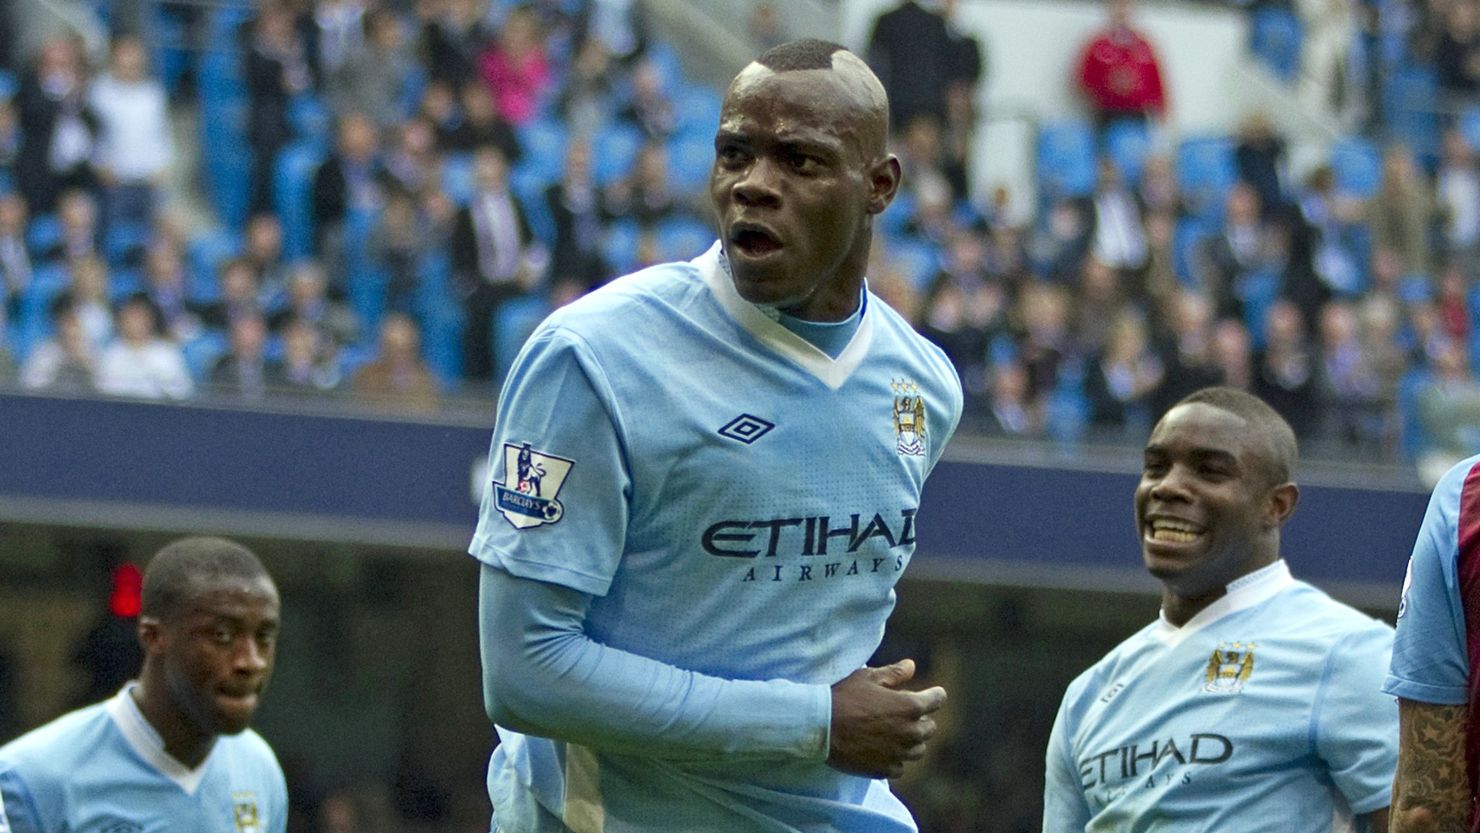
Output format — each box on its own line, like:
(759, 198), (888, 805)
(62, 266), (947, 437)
(1041, 691), (1091, 833)
(0, 767), (53, 833)
(1389, 699), (1470, 833)
(480, 563), (944, 777)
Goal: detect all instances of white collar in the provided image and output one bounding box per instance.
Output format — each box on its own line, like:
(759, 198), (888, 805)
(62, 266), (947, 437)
(1151, 560), (1294, 647)
(696, 242), (873, 390)
(105, 684), (213, 794)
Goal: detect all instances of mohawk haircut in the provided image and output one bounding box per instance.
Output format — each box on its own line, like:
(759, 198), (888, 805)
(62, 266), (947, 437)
(756, 38), (848, 72)
(1174, 386), (1298, 486)
(142, 536), (272, 621)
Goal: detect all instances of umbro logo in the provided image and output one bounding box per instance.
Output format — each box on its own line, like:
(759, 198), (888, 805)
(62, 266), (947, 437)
(718, 414), (775, 444)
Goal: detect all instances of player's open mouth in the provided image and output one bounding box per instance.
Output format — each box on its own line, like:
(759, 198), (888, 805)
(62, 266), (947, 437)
(731, 225), (782, 257)
(1147, 518), (1203, 543)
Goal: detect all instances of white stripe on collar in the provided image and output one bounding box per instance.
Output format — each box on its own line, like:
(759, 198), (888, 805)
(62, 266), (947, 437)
(1151, 560), (1294, 647)
(106, 684), (212, 795)
(697, 242), (874, 390)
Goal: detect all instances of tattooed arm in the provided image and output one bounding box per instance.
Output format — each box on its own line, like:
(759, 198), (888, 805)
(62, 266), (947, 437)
(1390, 699), (1471, 833)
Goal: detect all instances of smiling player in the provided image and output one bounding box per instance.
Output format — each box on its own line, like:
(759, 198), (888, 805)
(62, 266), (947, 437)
(0, 536), (286, 833)
(1042, 387), (1396, 832)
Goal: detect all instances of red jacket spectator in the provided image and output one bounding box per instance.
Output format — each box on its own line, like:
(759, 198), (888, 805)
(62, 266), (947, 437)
(1076, 3), (1166, 124)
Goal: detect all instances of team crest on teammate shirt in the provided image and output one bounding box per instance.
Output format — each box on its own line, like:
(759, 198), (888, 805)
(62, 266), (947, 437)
(891, 379), (928, 457)
(493, 442), (574, 529)
(232, 792), (261, 833)
(1203, 641), (1256, 693)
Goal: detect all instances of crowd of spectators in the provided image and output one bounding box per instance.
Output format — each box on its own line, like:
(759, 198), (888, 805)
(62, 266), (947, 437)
(0, 0), (1479, 481)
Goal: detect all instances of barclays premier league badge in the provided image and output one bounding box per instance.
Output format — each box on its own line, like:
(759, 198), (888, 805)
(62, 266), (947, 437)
(494, 442), (574, 529)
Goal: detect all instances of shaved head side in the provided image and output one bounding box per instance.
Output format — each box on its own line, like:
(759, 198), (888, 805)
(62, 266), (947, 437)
(738, 39), (891, 158)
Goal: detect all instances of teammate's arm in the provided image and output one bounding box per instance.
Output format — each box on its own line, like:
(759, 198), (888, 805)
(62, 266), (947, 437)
(1389, 699), (1470, 833)
(480, 564), (945, 776)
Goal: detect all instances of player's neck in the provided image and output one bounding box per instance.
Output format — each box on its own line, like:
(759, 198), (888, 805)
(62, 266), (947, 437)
(1160, 588), (1225, 628)
(131, 677), (217, 769)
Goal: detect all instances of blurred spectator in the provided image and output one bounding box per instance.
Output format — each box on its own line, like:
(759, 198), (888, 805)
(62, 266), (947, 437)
(1198, 181), (1283, 322)
(352, 312), (440, 412)
(41, 188), (103, 266)
(140, 239), (201, 341)
(617, 57), (676, 141)
(327, 7), (418, 130)
(1074, 0), (1167, 132)
(1296, 0), (1359, 123)
(94, 292), (192, 400)
(1436, 127), (1480, 261)
(478, 6), (552, 127)
(898, 116), (965, 207)
(1316, 299), (1386, 448)
(602, 140), (683, 230)
(981, 360), (1044, 436)
(1016, 282), (1073, 407)
(1371, 143), (1435, 278)
(383, 117), (444, 196)
(444, 81), (522, 163)
(748, 2), (788, 53)
(1287, 165), (1359, 321)
(588, 0), (650, 66)
(20, 293), (96, 393)
(1212, 317), (1255, 390)
(1234, 111), (1288, 221)
(1417, 336), (1480, 483)
(68, 254), (114, 350)
(15, 36), (97, 214)
(242, 212), (290, 301)
(368, 188), (430, 315)
(276, 317), (343, 395)
(1084, 310), (1165, 432)
(1435, 259), (1471, 345)
(1254, 298), (1322, 436)
(268, 260), (359, 346)
(312, 0), (367, 90)
(1071, 255), (1130, 355)
(1137, 154), (1184, 218)
(0, 98), (20, 184)
(0, 194), (31, 322)
(558, 38), (619, 140)
(451, 143), (545, 381)
(1434, 0), (1480, 102)
(244, 1), (313, 214)
(1088, 157), (1148, 275)
(1152, 289), (1224, 414)
(920, 230), (1009, 397)
(88, 34), (172, 229)
(312, 112), (387, 287)
(419, 0), (492, 89)
(1138, 209), (1180, 307)
(866, 0), (983, 132)
(1029, 198), (1092, 282)
(209, 312), (276, 402)
(197, 257), (265, 332)
(545, 138), (610, 293)
(419, 79), (465, 149)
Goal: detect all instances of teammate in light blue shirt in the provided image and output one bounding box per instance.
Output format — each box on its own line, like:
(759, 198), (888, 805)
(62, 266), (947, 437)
(0, 537), (286, 833)
(469, 39), (963, 833)
(1043, 388), (1396, 833)
(1385, 453), (1480, 833)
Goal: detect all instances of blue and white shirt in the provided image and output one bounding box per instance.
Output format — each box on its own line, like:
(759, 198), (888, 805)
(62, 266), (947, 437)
(469, 242), (963, 832)
(0, 685), (287, 833)
(1044, 561), (1397, 832)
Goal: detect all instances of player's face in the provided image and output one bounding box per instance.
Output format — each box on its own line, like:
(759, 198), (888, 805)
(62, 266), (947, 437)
(155, 576), (280, 738)
(1134, 403), (1282, 598)
(710, 64), (895, 320)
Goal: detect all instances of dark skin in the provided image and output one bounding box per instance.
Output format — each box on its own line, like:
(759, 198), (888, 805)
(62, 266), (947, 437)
(1390, 700), (1469, 832)
(1134, 403), (1388, 831)
(133, 575), (280, 769)
(709, 53), (900, 322)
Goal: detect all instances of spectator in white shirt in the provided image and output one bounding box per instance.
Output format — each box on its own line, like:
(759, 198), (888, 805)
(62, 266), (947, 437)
(89, 35), (173, 228)
(95, 292), (193, 400)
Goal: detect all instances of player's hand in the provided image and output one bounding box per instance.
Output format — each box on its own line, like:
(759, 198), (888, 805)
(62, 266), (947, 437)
(826, 659), (946, 780)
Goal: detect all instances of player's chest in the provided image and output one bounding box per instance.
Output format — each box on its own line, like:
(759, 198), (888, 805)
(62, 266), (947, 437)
(64, 782), (270, 833)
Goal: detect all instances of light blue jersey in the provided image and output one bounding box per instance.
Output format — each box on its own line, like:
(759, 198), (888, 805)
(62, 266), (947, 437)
(1385, 454), (1480, 707)
(469, 243), (963, 832)
(1044, 561), (1397, 833)
(0, 685), (287, 833)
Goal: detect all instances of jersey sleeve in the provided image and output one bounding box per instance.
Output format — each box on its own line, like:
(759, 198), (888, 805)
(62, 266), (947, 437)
(1312, 623), (1400, 814)
(1042, 687), (1091, 833)
(0, 766), (53, 833)
(1385, 476), (1468, 705)
(468, 326), (630, 597)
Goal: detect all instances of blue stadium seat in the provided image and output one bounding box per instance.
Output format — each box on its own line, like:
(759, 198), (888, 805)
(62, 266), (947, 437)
(673, 83), (723, 138)
(274, 141), (324, 260)
(1037, 120), (1097, 201)
(889, 236), (942, 292)
(666, 130), (714, 192)
(182, 331), (228, 382)
(1104, 119), (1153, 185)
(1176, 136), (1237, 223)
(186, 228), (241, 302)
(26, 214), (62, 254)
(1172, 216), (1211, 288)
(602, 219), (642, 276)
(1385, 64), (1440, 167)
(492, 296), (550, 382)
(1330, 136), (1382, 200)
(1396, 367), (1432, 462)
(654, 216), (714, 263)
(288, 93), (332, 152)
(515, 118), (568, 186)
(592, 122), (647, 186)
(878, 190), (917, 239)
(0, 70), (16, 101)
(442, 152), (476, 207)
(1249, 7), (1302, 83)
(1460, 105), (1480, 154)
(16, 263), (71, 354)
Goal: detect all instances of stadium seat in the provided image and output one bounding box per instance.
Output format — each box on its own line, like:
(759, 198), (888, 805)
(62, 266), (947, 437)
(1249, 7), (1302, 83)
(25, 214), (62, 254)
(1104, 119), (1153, 185)
(1460, 105), (1480, 154)
(104, 221), (152, 269)
(0, 70), (16, 101)
(1172, 216), (1211, 288)
(419, 299), (465, 385)
(888, 236), (942, 292)
(441, 153), (476, 207)
(1396, 367), (1432, 462)
(653, 216), (714, 263)
(186, 228), (241, 302)
(592, 122), (647, 187)
(274, 141), (324, 260)
(514, 118), (568, 186)
(1175, 136), (1237, 223)
(182, 331), (228, 382)
(673, 84), (723, 138)
(602, 219), (642, 276)
(1037, 120), (1097, 201)
(492, 296), (550, 382)
(1385, 64), (1441, 167)
(16, 263), (71, 353)
(666, 130), (714, 193)
(288, 94), (332, 152)
(1330, 136), (1382, 200)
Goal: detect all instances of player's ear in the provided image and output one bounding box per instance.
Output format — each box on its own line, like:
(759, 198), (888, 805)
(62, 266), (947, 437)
(866, 154), (901, 215)
(1263, 482), (1299, 528)
(137, 615), (165, 654)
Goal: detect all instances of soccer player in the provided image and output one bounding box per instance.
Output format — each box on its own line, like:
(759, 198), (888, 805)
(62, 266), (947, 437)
(1386, 452), (1480, 833)
(1042, 387), (1396, 832)
(0, 536), (286, 833)
(468, 38), (963, 833)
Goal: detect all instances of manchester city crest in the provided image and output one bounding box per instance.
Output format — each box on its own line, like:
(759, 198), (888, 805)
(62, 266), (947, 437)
(891, 379), (928, 457)
(232, 792), (261, 833)
(493, 442), (574, 529)
(1203, 641), (1256, 694)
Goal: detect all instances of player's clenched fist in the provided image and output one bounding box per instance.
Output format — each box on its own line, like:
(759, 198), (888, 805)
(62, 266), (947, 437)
(826, 659), (947, 779)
